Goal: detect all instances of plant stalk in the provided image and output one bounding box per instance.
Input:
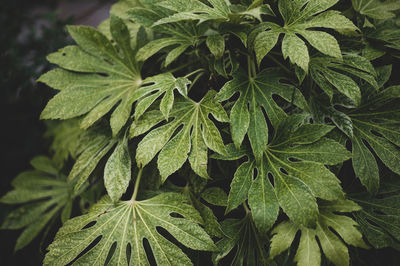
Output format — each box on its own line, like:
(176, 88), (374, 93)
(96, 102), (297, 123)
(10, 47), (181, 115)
(131, 167), (144, 201)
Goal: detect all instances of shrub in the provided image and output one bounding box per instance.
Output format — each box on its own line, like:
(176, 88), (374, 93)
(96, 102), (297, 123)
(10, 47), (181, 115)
(2, 0), (400, 265)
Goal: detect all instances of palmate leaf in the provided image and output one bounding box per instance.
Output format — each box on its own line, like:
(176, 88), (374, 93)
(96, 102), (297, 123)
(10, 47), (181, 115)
(347, 86), (400, 193)
(215, 68), (308, 160)
(216, 115), (350, 229)
(39, 15), (142, 136)
(352, 0), (400, 20)
(129, 4), (201, 66)
(44, 193), (216, 265)
(351, 177), (400, 249)
(1, 157), (75, 251)
(154, 0), (273, 25)
(132, 91), (228, 180)
(134, 72), (191, 120)
(270, 200), (368, 266)
(212, 214), (275, 266)
(253, 0), (358, 71)
(309, 54), (378, 106)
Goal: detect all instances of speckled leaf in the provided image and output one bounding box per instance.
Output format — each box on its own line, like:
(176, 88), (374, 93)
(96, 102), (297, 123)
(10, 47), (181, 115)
(134, 72), (191, 120)
(254, 28), (281, 65)
(282, 33), (310, 71)
(43, 193), (217, 266)
(310, 55), (378, 104)
(104, 137), (132, 202)
(226, 161), (254, 214)
(39, 16), (142, 136)
(254, 0), (356, 70)
(299, 30), (342, 60)
(206, 34), (225, 58)
(248, 161), (279, 234)
(68, 125), (117, 191)
(1, 157), (75, 251)
(135, 91), (228, 180)
(216, 68), (308, 160)
(222, 115), (349, 227)
(201, 187), (228, 206)
(270, 200), (367, 266)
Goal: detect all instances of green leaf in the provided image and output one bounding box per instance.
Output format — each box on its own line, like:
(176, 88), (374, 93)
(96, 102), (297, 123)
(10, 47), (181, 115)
(104, 136), (132, 202)
(44, 193), (216, 265)
(226, 161), (255, 213)
(254, 0), (357, 70)
(134, 72), (191, 120)
(155, 0), (230, 24)
(352, 0), (400, 19)
(248, 163), (279, 234)
(201, 187), (228, 206)
(136, 37), (192, 65)
(68, 125), (117, 191)
(222, 115), (349, 228)
(309, 55), (378, 105)
(212, 215), (274, 266)
(29, 156), (58, 175)
(270, 200), (367, 266)
(348, 87), (400, 193)
(39, 16), (142, 136)
(135, 91), (228, 180)
(206, 34), (225, 58)
(1, 158), (75, 251)
(216, 68), (308, 160)
(351, 177), (400, 249)
(282, 33), (310, 72)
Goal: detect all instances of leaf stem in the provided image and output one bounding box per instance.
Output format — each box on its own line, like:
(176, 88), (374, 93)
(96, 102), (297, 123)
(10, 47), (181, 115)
(184, 68), (205, 79)
(243, 202), (251, 214)
(267, 54), (291, 75)
(168, 61), (193, 74)
(188, 72), (205, 92)
(247, 56), (253, 78)
(131, 167), (144, 201)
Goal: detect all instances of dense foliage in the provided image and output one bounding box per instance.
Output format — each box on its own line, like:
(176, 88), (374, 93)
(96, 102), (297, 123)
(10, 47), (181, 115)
(2, 0), (400, 265)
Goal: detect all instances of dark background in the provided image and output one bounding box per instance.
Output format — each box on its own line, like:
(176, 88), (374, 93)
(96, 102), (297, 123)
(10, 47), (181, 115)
(0, 0), (111, 264)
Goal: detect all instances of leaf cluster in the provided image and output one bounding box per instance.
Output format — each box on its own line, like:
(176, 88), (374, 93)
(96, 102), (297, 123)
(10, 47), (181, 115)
(2, 0), (400, 265)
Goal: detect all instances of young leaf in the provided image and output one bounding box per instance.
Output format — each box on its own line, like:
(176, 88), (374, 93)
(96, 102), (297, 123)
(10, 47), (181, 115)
(44, 193), (216, 265)
(270, 200), (368, 266)
(222, 115), (350, 229)
(212, 215), (274, 266)
(254, 0), (358, 70)
(348, 86), (400, 193)
(351, 178), (400, 249)
(216, 68), (308, 160)
(134, 91), (228, 180)
(1, 157), (75, 251)
(39, 16), (142, 136)
(352, 0), (400, 19)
